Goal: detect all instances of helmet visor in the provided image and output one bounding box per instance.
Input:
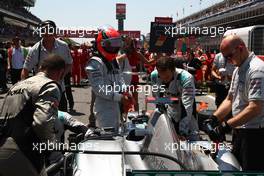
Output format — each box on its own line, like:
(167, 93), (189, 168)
(101, 37), (123, 53)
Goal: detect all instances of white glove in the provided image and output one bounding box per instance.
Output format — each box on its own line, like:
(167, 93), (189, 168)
(84, 128), (95, 138)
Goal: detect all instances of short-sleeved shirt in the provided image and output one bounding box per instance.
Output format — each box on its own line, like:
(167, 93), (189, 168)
(213, 53), (235, 77)
(229, 52), (264, 128)
(23, 39), (73, 91)
(9, 47), (27, 69)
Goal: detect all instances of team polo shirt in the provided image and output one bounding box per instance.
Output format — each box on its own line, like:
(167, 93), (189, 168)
(229, 52), (264, 128)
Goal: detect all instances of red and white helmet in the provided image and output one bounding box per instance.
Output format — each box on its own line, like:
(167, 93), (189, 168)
(96, 26), (122, 62)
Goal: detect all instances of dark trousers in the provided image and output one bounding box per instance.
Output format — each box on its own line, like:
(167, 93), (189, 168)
(0, 66), (7, 90)
(11, 68), (22, 85)
(64, 73), (74, 110)
(59, 92), (68, 112)
(89, 90), (96, 125)
(232, 128), (264, 170)
(214, 82), (229, 107)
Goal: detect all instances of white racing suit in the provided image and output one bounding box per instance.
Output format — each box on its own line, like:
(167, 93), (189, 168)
(151, 68), (199, 140)
(87, 56), (126, 132)
(0, 72), (61, 176)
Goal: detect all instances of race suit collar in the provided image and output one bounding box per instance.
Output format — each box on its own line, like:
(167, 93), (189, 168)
(36, 71), (48, 78)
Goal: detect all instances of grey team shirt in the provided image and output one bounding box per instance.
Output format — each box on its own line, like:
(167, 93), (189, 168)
(229, 52), (264, 128)
(23, 39), (73, 91)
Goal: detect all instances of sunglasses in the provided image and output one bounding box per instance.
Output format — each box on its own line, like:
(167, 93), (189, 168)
(223, 48), (237, 60)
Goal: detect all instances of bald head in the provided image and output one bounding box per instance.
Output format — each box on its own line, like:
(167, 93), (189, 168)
(220, 35), (249, 66)
(220, 35), (245, 51)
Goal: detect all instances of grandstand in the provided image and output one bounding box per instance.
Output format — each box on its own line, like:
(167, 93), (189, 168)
(0, 0), (41, 44)
(175, 0), (264, 52)
(176, 0), (264, 28)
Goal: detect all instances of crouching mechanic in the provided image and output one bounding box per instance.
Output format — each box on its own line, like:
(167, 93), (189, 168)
(151, 57), (199, 140)
(86, 26), (132, 133)
(0, 54), (65, 176)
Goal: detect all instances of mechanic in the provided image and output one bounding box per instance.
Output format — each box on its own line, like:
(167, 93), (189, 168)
(0, 54), (65, 176)
(151, 56), (199, 140)
(211, 52), (235, 107)
(46, 110), (88, 176)
(205, 35), (264, 170)
(21, 20), (73, 112)
(86, 26), (132, 133)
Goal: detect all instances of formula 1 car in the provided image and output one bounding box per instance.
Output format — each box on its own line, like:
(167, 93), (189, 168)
(47, 97), (241, 176)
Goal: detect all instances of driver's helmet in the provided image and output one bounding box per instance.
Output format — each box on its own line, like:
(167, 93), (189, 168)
(96, 26), (122, 62)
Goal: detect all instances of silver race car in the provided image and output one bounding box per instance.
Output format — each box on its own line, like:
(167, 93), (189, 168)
(48, 97), (241, 176)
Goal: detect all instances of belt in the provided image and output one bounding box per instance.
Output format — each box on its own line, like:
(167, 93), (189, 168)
(235, 121), (264, 129)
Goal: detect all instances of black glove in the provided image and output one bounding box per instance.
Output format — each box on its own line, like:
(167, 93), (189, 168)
(207, 121), (231, 142)
(68, 133), (85, 144)
(203, 115), (220, 129)
(215, 121), (232, 135)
